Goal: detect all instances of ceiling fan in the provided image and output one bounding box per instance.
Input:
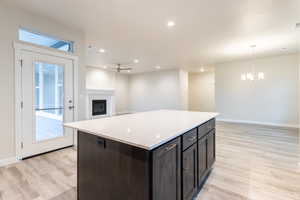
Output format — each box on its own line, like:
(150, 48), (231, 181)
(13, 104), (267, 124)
(115, 63), (132, 73)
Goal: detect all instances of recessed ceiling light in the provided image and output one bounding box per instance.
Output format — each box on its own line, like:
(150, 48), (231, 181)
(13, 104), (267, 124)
(200, 67), (205, 72)
(167, 21), (175, 27)
(127, 70), (131, 73)
(155, 66), (161, 69)
(99, 48), (106, 53)
(103, 65), (107, 69)
(134, 59), (139, 63)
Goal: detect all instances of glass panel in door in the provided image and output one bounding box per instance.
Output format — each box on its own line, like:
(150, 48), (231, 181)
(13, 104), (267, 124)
(35, 62), (65, 142)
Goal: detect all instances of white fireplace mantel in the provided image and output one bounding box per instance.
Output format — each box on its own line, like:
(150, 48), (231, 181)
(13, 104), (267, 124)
(86, 89), (115, 95)
(86, 89), (116, 119)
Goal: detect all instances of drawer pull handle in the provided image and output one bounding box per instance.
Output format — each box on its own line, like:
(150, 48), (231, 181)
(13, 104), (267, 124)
(97, 138), (106, 148)
(165, 143), (177, 151)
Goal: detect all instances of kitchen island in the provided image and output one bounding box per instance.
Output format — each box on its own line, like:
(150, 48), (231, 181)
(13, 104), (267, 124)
(65, 110), (218, 200)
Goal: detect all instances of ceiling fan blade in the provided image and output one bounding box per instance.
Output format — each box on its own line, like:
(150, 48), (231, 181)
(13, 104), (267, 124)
(119, 68), (132, 70)
(110, 63), (133, 72)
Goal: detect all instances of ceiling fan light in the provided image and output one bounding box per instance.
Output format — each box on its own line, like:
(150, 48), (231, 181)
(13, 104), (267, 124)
(99, 48), (106, 53)
(167, 21), (175, 27)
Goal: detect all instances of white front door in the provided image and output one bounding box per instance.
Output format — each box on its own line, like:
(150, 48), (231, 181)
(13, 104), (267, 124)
(20, 50), (74, 158)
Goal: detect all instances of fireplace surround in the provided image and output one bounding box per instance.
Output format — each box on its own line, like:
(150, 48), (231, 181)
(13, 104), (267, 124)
(86, 89), (115, 119)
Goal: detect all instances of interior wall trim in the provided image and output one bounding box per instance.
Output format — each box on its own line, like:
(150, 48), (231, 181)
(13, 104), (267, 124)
(216, 118), (299, 129)
(0, 157), (18, 167)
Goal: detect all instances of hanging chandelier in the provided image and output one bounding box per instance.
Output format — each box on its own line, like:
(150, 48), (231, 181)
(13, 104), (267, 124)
(241, 45), (264, 81)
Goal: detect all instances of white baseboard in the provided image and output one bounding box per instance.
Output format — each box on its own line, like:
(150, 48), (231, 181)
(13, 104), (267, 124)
(115, 111), (132, 115)
(216, 118), (299, 129)
(0, 157), (19, 167)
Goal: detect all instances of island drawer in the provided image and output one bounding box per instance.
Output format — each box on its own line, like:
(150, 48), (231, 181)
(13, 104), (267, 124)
(182, 128), (197, 150)
(198, 119), (215, 139)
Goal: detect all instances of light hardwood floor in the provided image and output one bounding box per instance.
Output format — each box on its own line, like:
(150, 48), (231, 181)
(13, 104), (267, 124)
(0, 122), (299, 200)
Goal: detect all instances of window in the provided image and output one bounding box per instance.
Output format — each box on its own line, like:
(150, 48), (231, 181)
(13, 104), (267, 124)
(34, 62), (65, 141)
(19, 28), (74, 53)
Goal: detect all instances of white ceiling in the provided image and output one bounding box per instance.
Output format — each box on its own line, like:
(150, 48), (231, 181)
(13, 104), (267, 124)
(4, 0), (300, 73)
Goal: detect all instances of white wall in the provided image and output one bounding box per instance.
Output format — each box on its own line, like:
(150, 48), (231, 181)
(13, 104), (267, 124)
(298, 53), (300, 128)
(179, 70), (189, 110)
(215, 54), (299, 127)
(86, 68), (188, 113)
(189, 72), (215, 112)
(86, 67), (129, 114)
(86, 67), (116, 90)
(128, 69), (186, 112)
(0, 2), (86, 160)
(115, 74), (130, 114)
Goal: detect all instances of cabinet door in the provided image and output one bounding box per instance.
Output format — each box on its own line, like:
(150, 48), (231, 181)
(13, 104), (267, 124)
(153, 137), (181, 200)
(207, 130), (216, 168)
(78, 132), (151, 200)
(182, 143), (197, 200)
(198, 136), (207, 185)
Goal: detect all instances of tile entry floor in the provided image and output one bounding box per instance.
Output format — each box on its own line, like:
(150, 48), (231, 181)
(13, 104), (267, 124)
(0, 122), (299, 200)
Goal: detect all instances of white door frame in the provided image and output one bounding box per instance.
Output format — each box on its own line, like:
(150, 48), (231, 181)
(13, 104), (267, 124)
(14, 41), (79, 160)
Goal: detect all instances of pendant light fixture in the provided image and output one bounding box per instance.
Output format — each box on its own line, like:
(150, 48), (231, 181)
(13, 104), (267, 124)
(241, 45), (264, 81)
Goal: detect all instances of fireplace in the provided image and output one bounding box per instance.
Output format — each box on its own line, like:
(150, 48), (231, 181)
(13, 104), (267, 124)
(86, 89), (116, 119)
(92, 100), (107, 116)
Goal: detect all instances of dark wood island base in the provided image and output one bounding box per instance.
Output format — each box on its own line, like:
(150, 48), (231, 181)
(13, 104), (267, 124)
(77, 118), (216, 200)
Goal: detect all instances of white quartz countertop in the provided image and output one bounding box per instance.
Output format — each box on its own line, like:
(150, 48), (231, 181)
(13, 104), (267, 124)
(65, 110), (219, 150)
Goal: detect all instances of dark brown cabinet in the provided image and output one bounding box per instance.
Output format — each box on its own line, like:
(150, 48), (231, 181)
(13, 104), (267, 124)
(153, 138), (181, 200)
(182, 128), (197, 150)
(78, 133), (151, 200)
(197, 136), (207, 186)
(207, 130), (216, 168)
(198, 119), (215, 139)
(196, 120), (216, 193)
(77, 118), (216, 200)
(182, 143), (198, 200)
